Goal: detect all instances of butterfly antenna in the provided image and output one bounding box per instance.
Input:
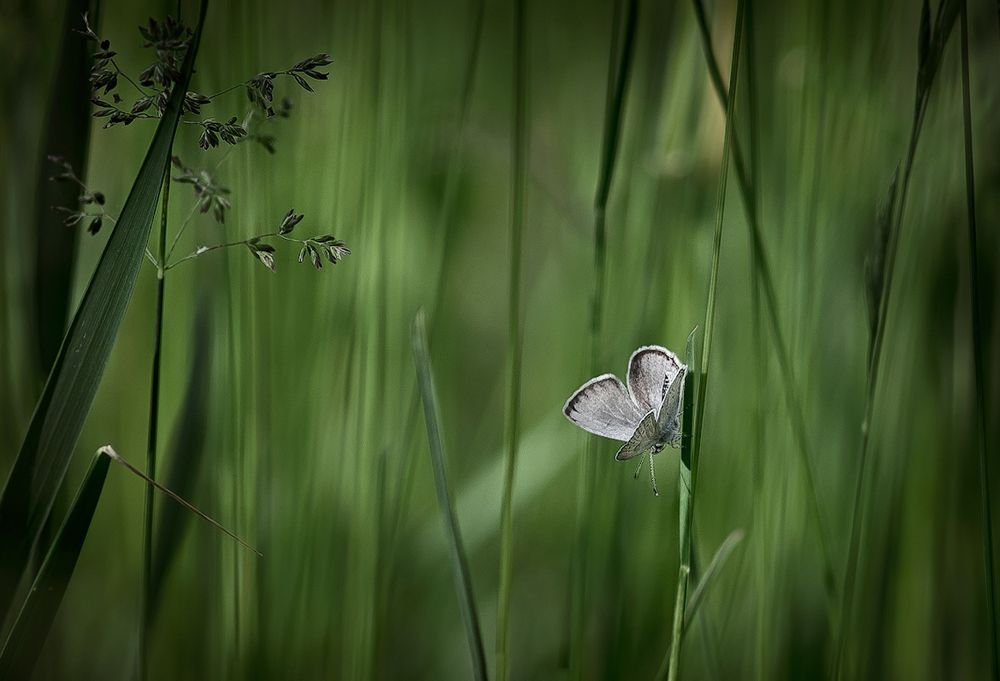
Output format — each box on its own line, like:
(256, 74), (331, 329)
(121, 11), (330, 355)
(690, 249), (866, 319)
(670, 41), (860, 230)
(633, 453), (646, 480)
(649, 451), (659, 496)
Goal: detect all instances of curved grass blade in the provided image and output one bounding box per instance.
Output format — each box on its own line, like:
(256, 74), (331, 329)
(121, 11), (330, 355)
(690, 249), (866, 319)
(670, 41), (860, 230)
(0, 0), (209, 620)
(655, 530), (745, 681)
(411, 310), (487, 681)
(32, 0), (99, 375)
(0, 448), (111, 679)
(683, 529), (745, 631)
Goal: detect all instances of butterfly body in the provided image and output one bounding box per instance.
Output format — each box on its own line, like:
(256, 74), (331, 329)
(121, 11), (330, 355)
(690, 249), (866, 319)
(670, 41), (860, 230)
(563, 345), (687, 494)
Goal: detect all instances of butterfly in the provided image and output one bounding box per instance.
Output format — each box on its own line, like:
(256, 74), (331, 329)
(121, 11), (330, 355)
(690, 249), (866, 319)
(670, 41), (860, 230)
(563, 345), (687, 495)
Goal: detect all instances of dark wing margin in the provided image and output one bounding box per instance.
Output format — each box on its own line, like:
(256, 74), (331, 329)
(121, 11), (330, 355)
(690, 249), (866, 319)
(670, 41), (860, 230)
(627, 345), (683, 416)
(615, 410), (659, 460)
(563, 374), (644, 442)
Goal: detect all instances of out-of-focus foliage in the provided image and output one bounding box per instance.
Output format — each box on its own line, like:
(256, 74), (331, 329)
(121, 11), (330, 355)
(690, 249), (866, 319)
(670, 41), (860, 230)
(1, 0), (998, 678)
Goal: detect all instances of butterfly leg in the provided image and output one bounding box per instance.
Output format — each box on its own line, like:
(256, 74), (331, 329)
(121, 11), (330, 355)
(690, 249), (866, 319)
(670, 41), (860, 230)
(649, 450), (659, 496)
(633, 452), (647, 480)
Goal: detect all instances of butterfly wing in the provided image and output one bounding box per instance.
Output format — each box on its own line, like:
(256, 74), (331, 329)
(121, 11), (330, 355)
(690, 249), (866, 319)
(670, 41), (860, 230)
(656, 366), (687, 437)
(614, 410), (660, 460)
(563, 374), (644, 441)
(627, 346), (683, 416)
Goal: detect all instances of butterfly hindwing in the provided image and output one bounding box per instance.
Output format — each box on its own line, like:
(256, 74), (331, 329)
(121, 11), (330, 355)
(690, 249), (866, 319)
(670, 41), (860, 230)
(563, 374), (644, 442)
(627, 346), (683, 416)
(615, 410), (660, 461)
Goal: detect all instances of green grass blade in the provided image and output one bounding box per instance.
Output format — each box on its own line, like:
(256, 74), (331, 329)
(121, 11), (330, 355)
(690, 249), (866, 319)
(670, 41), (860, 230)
(683, 529), (745, 632)
(0, 448), (111, 679)
(411, 310), (487, 681)
(959, 2), (998, 675)
(0, 0), (208, 620)
(31, 0), (98, 375)
(834, 4), (959, 674)
(665, 564), (690, 681)
(691, 0), (836, 599)
(496, 0), (529, 676)
(655, 530), (744, 680)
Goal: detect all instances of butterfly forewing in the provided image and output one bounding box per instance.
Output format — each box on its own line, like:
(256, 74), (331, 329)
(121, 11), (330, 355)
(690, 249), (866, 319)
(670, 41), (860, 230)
(627, 346), (683, 416)
(563, 374), (644, 442)
(615, 410), (659, 460)
(656, 366), (686, 435)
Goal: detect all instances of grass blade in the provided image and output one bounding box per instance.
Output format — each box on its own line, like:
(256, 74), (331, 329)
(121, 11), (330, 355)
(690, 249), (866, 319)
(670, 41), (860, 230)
(0, 448), (111, 679)
(683, 529), (745, 631)
(411, 310), (487, 681)
(665, 564), (690, 681)
(32, 0), (98, 375)
(834, 3), (960, 674)
(959, 2), (998, 674)
(496, 0), (528, 676)
(0, 0), (208, 620)
(656, 529), (744, 680)
(690, 0), (836, 600)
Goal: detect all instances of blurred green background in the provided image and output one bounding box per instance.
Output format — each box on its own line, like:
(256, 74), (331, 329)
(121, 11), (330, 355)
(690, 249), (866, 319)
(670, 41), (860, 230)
(1, 0), (999, 678)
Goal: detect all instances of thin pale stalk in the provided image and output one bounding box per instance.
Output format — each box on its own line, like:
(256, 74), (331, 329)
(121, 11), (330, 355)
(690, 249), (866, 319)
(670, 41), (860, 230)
(959, 3), (999, 675)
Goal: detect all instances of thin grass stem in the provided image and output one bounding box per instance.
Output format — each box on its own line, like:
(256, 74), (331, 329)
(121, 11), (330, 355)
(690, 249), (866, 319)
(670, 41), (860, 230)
(139, 158), (171, 681)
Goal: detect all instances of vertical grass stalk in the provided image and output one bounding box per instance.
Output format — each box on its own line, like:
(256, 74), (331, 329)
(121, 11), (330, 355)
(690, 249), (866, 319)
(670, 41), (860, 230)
(689, 0), (743, 496)
(959, 3), (999, 675)
(568, 0), (638, 674)
(496, 0), (527, 677)
(140, 159), (172, 680)
(690, 0), (835, 598)
(834, 4), (960, 674)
